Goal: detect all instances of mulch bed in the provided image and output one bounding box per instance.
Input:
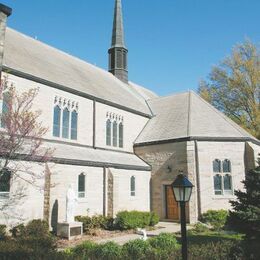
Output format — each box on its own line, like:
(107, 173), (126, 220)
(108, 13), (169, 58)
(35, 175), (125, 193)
(57, 229), (135, 249)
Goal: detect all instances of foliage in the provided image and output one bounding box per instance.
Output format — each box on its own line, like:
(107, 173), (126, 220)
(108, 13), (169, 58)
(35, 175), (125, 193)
(228, 161), (260, 247)
(149, 233), (180, 251)
(75, 215), (114, 233)
(95, 242), (122, 260)
(115, 211), (159, 230)
(201, 210), (228, 231)
(190, 222), (210, 234)
(198, 40), (260, 138)
(73, 240), (98, 259)
(0, 225), (7, 241)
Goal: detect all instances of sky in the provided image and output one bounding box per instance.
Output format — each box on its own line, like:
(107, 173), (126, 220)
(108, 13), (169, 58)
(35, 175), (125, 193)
(2, 0), (260, 96)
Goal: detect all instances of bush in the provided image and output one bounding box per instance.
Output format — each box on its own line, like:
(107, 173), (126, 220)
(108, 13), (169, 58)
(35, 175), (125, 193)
(149, 212), (160, 226)
(73, 240), (98, 259)
(75, 215), (115, 233)
(115, 211), (159, 230)
(122, 239), (153, 260)
(149, 233), (180, 251)
(10, 224), (25, 238)
(0, 225), (7, 241)
(190, 222), (210, 234)
(201, 210), (228, 231)
(95, 242), (122, 260)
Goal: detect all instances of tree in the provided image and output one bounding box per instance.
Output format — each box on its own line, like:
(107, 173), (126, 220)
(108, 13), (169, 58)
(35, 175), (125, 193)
(228, 159), (260, 258)
(0, 77), (52, 219)
(198, 40), (260, 139)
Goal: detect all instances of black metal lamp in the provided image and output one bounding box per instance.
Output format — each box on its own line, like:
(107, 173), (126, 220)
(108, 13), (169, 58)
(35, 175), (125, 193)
(171, 173), (194, 260)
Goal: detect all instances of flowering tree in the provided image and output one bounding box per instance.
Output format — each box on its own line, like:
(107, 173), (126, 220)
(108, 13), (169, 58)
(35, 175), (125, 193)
(0, 77), (53, 220)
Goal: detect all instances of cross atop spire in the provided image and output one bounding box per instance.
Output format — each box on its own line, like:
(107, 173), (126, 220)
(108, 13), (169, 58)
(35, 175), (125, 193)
(111, 0), (125, 48)
(108, 0), (128, 83)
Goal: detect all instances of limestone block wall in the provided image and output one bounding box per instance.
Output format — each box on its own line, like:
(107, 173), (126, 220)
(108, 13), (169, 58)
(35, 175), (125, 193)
(49, 164), (103, 230)
(109, 168), (151, 216)
(196, 141), (246, 213)
(0, 161), (45, 227)
(135, 142), (197, 221)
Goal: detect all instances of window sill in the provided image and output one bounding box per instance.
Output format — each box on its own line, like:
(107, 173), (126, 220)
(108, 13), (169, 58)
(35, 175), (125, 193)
(212, 195), (235, 200)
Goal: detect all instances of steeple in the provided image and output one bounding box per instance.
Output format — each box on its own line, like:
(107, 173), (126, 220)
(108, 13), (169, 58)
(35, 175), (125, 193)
(108, 0), (128, 83)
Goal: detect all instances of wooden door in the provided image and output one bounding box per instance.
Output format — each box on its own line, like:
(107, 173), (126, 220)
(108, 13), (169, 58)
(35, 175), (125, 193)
(165, 185), (179, 221)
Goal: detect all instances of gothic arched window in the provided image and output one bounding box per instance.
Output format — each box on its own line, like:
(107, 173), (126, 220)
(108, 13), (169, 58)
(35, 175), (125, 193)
(1, 91), (10, 128)
(62, 108), (70, 139)
(214, 174), (222, 195)
(0, 168), (11, 198)
(78, 173), (86, 198)
(213, 159), (221, 173)
(119, 122), (123, 148)
(53, 105), (61, 137)
(106, 119), (111, 146)
(223, 159), (231, 173)
(71, 110), (78, 140)
(130, 176), (136, 196)
(113, 121), (118, 147)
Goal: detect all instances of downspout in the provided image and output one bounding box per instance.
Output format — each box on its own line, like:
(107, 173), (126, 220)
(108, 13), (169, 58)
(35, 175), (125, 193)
(103, 167), (107, 216)
(194, 140), (202, 219)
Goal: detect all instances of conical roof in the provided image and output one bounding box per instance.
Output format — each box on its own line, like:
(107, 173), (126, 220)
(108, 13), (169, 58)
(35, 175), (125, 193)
(135, 91), (259, 145)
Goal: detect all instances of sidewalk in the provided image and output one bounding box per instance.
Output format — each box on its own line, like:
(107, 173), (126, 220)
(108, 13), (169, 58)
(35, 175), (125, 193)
(96, 222), (186, 245)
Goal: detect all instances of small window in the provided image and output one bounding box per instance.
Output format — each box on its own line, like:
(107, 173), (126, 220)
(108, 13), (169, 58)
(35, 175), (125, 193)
(71, 110), (78, 140)
(106, 119), (112, 146)
(119, 122), (123, 148)
(0, 169), (11, 199)
(62, 108), (70, 139)
(53, 105), (61, 137)
(224, 174), (232, 194)
(78, 173), (85, 198)
(130, 176), (135, 196)
(113, 121), (117, 147)
(213, 159), (221, 173)
(223, 159), (231, 173)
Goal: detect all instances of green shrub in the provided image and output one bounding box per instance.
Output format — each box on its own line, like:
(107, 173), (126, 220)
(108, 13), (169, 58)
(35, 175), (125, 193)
(190, 222), (210, 234)
(10, 224), (25, 238)
(201, 210), (228, 231)
(75, 215), (115, 233)
(149, 212), (160, 226)
(115, 211), (158, 230)
(122, 239), (152, 260)
(73, 240), (97, 258)
(149, 233), (180, 252)
(95, 241), (122, 260)
(0, 225), (7, 241)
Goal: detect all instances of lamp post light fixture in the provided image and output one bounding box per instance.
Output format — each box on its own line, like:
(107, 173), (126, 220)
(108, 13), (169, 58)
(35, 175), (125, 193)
(171, 173), (194, 260)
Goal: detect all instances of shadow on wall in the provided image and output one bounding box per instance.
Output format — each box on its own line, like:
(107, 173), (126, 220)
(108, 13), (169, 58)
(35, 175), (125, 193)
(51, 199), (58, 234)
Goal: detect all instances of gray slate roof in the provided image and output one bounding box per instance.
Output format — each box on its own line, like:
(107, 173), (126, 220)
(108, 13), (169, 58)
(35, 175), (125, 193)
(3, 28), (152, 116)
(42, 141), (150, 170)
(135, 91), (259, 145)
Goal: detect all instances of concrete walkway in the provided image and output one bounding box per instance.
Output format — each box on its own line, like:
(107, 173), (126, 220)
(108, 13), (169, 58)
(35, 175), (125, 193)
(96, 222), (186, 245)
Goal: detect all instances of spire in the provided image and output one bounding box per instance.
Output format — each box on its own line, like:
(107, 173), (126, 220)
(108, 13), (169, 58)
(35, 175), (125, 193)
(111, 0), (125, 48)
(108, 0), (128, 83)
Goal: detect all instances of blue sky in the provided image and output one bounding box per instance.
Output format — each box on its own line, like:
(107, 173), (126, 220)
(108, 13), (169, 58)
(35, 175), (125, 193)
(2, 0), (260, 96)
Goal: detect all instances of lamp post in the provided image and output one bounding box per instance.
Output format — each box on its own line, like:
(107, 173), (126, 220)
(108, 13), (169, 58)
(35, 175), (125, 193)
(171, 173), (194, 260)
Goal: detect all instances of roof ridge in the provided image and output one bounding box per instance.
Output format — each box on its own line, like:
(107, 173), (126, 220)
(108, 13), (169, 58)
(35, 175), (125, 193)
(191, 91), (255, 139)
(149, 91), (190, 102)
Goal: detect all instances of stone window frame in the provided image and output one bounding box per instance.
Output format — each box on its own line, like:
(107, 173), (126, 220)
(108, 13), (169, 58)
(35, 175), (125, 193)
(78, 172), (86, 198)
(130, 176), (136, 197)
(213, 159), (233, 196)
(52, 96), (79, 140)
(106, 112), (124, 148)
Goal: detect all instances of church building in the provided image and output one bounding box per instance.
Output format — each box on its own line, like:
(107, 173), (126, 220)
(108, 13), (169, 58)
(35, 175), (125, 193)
(0, 0), (259, 227)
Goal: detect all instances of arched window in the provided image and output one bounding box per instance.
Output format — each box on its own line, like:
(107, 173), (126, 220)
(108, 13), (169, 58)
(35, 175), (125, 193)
(119, 122), (123, 148)
(1, 91), (10, 128)
(224, 174), (232, 194)
(113, 121), (117, 147)
(130, 176), (135, 196)
(213, 159), (221, 173)
(214, 174), (222, 195)
(106, 119), (111, 146)
(71, 110), (78, 140)
(0, 168), (11, 198)
(62, 108), (70, 139)
(53, 105), (61, 137)
(78, 173), (86, 198)
(223, 159), (231, 173)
